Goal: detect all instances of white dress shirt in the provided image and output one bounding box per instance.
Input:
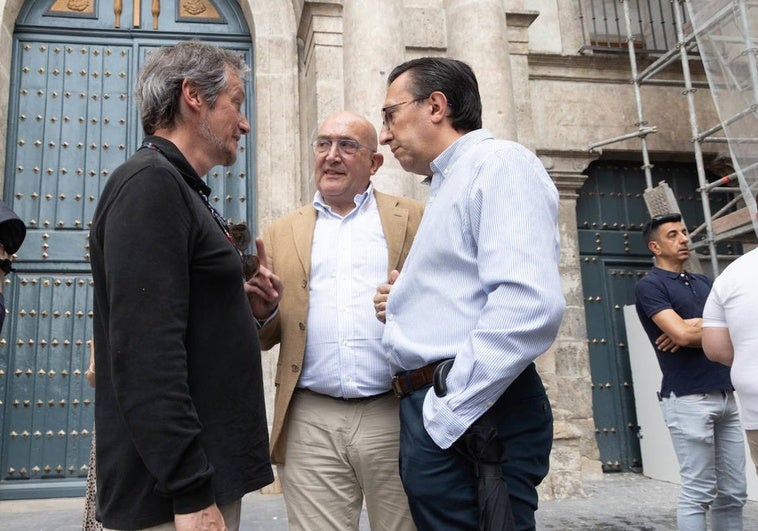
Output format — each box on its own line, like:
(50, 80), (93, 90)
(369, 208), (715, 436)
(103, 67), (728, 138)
(382, 129), (566, 448)
(298, 184), (392, 398)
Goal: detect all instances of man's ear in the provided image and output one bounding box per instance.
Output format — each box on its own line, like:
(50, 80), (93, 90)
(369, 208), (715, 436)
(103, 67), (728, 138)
(648, 240), (660, 256)
(428, 91), (449, 124)
(370, 152), (384, 175)
(181, 79), (202, 112)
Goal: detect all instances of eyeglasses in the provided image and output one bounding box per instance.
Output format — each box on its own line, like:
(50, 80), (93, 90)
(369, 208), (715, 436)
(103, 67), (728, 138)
(381, 96), (428, 128)
(229, 222), (260, 280)
(312, 137), (374, 156)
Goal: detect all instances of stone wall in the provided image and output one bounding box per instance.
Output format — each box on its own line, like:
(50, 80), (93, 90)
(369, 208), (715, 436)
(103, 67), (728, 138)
(0, 0), (731, 500)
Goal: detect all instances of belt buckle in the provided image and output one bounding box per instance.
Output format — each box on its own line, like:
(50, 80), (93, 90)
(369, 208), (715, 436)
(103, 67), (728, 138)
(391, 376), (404, 398)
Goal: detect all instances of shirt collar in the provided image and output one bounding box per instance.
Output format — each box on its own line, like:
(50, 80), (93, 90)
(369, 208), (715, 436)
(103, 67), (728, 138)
(141, 135), (211, 196)
(424, 129), (491, 196)
(429, 129), (492, 181)
(651, 266), (691, 280)
(313, 182), (374, 217)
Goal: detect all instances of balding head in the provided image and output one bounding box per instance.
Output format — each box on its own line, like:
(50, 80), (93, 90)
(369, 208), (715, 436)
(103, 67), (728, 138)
(320, 111), (378, 151)
(312, 111), (384, 216)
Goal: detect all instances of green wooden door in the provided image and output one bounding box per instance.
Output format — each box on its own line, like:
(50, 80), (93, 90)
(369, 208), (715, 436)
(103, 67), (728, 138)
(1, 0), (253, 499)
(577, 160), (738, 473)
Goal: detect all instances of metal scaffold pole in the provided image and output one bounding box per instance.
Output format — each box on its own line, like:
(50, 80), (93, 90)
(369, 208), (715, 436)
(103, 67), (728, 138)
(674, 0), (720, 275)
(682, 0), (758, 267)
(586, 0), (758, 273)
(622, 0), (655, 188)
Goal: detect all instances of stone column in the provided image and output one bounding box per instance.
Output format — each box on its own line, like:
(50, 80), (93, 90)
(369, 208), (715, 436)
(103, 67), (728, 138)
(246, 0), (302, 495)
(505, 9), (538, 151)
(342, 0), (402, 121)
(297, 1), (344, 202)
(251, 1), (301, 225)
(537, 151), (604, 499)
(444, 0), (517, 141)
(342, 0), (419, 199)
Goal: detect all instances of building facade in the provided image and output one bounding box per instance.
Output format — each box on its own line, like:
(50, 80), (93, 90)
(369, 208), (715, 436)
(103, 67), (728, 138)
(0, 0), (728, 499)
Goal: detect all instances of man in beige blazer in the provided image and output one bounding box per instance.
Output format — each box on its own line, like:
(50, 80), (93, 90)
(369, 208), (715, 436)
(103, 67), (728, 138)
(249, 111), (422, 531)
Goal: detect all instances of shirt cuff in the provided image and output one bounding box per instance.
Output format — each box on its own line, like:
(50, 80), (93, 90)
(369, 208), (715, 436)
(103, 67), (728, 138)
(256, 305), (279, 329)
(172, 477), (215, 516)
(422, 389), (472, 449)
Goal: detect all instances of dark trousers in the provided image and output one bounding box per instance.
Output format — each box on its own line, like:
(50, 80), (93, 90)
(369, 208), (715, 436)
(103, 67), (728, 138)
(398, 363), (553, 531)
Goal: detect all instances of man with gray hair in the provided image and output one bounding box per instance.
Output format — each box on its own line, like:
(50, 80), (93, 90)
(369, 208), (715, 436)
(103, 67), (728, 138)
(90, 40), (273, 530)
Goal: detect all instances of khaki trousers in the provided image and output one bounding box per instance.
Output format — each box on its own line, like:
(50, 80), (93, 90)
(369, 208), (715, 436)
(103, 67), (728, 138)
(278, 389), (415, 531)
(104, 499), (241, 531)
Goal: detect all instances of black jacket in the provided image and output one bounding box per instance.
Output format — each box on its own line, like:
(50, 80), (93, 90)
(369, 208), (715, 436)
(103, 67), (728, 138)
(90, 136), (273, 529)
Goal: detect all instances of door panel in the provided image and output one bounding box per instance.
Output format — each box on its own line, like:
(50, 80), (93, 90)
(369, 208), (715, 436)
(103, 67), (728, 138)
(2, 275), (94, 481)
(577, 161), (738, 473)
(12, 40), (132, 267)
(582, 257), (649, 472)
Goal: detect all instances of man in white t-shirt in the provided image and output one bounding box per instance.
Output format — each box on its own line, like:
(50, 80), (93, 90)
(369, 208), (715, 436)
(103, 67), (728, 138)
(703, 247), (758, 474)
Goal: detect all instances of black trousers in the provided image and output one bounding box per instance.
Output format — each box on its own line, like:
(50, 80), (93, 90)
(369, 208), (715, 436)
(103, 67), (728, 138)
(398, 363), (553, 531)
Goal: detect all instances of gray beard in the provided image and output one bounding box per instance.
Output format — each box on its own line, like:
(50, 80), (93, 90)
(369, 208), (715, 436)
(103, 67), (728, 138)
(200, 117), (236, 167)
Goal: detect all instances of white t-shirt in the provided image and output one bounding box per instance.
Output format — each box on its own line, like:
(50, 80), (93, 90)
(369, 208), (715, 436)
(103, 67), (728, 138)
(703, 248), (758, 429)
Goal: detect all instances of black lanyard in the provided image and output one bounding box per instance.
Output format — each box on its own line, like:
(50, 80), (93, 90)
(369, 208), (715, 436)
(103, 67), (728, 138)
(140, 141), (234, 245)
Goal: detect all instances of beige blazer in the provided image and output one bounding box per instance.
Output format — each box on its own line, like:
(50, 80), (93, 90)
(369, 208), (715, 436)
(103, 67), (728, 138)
(259, 190), (424, 464)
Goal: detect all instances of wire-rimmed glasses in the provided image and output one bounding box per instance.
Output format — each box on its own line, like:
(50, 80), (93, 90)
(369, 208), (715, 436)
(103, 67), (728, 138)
(381, 96), (428, 129)
(312, 137), (375, 156)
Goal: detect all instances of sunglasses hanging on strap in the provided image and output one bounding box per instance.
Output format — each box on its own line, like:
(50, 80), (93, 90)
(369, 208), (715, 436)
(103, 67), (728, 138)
(198, 193), (260, 280)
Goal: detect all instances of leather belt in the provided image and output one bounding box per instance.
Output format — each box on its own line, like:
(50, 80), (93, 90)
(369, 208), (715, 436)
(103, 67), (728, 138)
(392, 360), (448, 398)
(296, 388), (391, 402)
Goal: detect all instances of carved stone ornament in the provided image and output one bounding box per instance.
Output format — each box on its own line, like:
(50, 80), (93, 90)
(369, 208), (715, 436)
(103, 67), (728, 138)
(47, 0), (95, 16)
(183, 0), (207, 16)
(178, 0), (222, 21)
(67, 0), (89, 12)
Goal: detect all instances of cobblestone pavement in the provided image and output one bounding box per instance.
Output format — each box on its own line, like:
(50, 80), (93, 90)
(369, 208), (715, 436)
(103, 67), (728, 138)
(535, 473), (758, 530)
(1, 473), (758, 530)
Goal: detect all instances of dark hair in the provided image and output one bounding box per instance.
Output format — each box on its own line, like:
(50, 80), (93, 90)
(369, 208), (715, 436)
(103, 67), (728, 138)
(135, 40), (249, 135)
(387, 57), (482, 132)
(642, 213), (682, 244)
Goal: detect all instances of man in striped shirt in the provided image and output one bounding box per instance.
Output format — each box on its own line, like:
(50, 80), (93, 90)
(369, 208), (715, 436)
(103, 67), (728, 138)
(373, 57), (565, 530)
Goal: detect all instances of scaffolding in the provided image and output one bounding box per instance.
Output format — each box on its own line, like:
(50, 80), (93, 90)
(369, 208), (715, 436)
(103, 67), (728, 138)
(588, 0), (758, 276)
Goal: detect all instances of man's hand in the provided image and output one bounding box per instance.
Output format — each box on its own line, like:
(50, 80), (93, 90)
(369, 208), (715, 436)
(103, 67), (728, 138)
(175, 503), (227, 531)
(650, 310), (704, 349)
(654, 318), (702, 352)
(373, 269), (399, 323)
(245, 237), (283, 321)
(655, 332), (680, 353)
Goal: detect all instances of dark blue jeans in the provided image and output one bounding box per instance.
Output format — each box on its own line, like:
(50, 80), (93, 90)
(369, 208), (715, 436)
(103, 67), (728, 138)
(398, 363), (553, 531)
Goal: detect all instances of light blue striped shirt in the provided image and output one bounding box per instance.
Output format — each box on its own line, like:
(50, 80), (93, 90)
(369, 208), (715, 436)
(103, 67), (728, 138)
(299, 183), (393, 397)
(382, 129), (565, 448)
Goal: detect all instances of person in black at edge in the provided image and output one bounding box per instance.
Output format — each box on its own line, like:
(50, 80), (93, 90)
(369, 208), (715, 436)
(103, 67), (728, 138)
(0, 201), (27, 332)
(89, 41), (273, 530)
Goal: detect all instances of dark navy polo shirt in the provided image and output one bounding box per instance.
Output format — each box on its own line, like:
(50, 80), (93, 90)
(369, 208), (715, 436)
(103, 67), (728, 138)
(635, 266), (733, 397)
